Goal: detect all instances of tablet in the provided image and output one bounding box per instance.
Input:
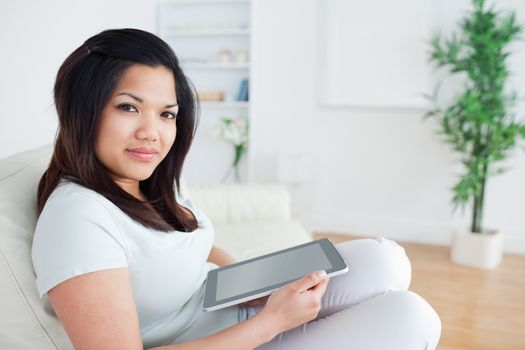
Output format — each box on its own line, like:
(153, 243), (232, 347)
(203, 238), (348, 312)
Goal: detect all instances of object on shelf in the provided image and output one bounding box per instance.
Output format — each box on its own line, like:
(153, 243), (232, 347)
(235, 49), (248, 63)
(200, 101), (250, 109)
(198, 90), (224, 102)
(236, 79), (249, 101)
(166, 24), (250, 36)
(223, 93), (234, 102)
(218, 49), (232, 63)
(180, 57), (209, 64)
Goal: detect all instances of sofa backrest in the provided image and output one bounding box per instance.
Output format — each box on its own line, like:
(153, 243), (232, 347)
(0, 144), (73, 349)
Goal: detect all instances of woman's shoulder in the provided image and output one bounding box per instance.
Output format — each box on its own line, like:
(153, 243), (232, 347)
(32, 180), (129, 299)
(42, 179), (118, 220)
(34, 179), (126, 249)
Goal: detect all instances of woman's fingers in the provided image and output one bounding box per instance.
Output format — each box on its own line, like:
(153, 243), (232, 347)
(292, 270), (327, 294)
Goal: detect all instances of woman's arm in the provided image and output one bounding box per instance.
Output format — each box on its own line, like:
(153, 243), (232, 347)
(150, 312), (278, 349)
(207, 244), (236, 267)
(49, 267), (280, 350)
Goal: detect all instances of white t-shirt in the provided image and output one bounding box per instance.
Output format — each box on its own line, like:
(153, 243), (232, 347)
(31, 180), (249, 348)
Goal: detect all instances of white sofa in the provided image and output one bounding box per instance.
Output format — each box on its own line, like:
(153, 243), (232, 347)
(0, 145), (313, 349)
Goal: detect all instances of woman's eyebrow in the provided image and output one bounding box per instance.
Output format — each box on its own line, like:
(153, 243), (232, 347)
(115, 92), (178, 108)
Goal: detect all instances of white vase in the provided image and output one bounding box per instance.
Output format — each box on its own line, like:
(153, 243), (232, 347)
(450, 228), (503, 269)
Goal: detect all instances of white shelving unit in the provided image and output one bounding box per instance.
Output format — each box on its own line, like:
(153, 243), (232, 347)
(157, 0), (253, 185)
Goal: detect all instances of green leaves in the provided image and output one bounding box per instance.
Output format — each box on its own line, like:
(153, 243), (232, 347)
(425, 0), (524, 233)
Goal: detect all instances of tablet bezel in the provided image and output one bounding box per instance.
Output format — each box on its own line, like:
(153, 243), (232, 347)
(203, 238), (348, 312)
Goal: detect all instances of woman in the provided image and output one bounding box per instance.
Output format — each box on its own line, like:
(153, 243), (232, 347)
(31, 28), (441, 349)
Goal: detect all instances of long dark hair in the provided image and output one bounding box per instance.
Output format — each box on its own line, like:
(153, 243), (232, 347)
(38, 28), (199, 232)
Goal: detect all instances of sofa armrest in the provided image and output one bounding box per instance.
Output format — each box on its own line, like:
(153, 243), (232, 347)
(184, 184), (291, 225)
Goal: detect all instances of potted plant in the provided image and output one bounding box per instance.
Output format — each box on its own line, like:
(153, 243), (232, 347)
(425, 0), (525, 269)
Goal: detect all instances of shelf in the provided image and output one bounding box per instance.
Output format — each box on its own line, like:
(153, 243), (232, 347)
(164, 28), (250, 37)
(182, 62), (250, 70)
(200, 101), (249, 109)
(163, 0), (250, 5)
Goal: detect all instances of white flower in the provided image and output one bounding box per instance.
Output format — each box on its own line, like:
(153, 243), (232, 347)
(211, 116), (249, 147)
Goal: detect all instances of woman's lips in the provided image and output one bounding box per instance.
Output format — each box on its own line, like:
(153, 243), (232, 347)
(126, 149), (157, 161)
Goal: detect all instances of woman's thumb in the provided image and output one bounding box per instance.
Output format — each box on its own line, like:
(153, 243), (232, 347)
(293, 270), (326, 293)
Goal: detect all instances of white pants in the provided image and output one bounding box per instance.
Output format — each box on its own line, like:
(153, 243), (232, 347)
(245, 237), (442, 350)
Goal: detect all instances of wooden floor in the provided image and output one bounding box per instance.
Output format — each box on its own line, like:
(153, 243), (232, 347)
(312, 232), (525, 350)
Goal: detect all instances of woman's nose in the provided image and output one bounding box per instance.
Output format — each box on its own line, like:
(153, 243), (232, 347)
(135, 113), (160, 141)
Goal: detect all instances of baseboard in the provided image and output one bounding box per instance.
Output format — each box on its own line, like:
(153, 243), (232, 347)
(307, 210), (525, 254)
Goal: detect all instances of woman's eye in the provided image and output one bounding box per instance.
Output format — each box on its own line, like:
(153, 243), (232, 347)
(162, 111), (177, 119)
(118, 103), (138, 112)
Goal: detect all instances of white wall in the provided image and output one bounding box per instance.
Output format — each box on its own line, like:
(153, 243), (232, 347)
(251, 0), (525, 253)
(0, 0), (156, 159)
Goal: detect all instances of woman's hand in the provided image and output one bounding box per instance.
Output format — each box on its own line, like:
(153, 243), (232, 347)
(239, 295), (270, 308)
(256, 271), (329, 334)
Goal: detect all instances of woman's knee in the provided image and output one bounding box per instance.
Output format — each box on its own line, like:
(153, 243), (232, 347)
(273, 290), (441, 350)
(386, 290), (442, 348)
(334, 237), (412, 292)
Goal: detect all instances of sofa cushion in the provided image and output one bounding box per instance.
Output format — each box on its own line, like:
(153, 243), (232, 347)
(214, 220), (313, 261)
(188, 184), (292, 225)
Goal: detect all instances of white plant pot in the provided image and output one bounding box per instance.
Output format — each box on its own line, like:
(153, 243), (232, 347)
(450, 228), (503, 269)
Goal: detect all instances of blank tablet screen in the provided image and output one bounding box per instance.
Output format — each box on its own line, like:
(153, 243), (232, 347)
(216, 243), (333, 301)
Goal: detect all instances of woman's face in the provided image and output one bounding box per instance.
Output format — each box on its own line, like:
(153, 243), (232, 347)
(95, 64), (179, 197)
